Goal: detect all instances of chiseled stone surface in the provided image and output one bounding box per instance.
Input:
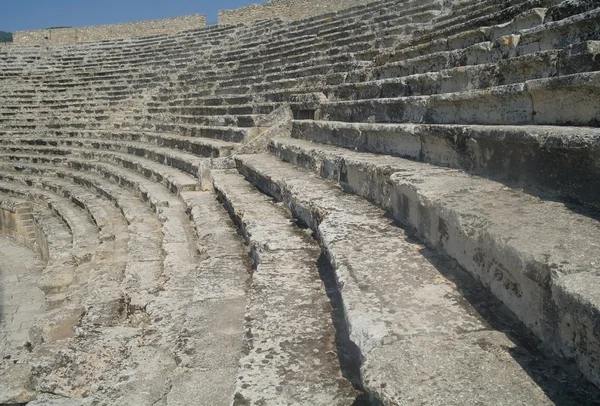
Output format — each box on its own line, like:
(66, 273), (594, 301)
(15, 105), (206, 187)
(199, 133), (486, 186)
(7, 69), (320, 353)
(267, 135), (600, 395)
(0, 236), (45, 404)
(235, 153), (600, 404)
(1, 0), (600, 403)
(213, 170), (361, 405)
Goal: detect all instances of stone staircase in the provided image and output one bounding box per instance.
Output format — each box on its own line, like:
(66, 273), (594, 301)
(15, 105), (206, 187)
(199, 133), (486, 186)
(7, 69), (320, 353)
(1, 0), (600, 404)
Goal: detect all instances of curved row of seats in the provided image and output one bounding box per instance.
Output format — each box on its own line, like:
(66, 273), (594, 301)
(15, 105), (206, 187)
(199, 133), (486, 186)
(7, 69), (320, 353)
(1, 0), (600, 404)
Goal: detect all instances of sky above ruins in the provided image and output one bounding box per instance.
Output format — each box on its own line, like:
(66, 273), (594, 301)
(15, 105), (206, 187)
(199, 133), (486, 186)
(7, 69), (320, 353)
(0, 0), (267, 32)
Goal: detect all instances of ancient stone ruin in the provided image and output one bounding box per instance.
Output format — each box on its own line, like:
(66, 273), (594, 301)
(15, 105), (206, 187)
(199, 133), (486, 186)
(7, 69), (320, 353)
(1, 0), (600, 404)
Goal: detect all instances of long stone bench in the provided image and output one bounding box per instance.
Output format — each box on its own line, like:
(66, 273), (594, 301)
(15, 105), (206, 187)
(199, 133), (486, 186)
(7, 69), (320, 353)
(228, 151), (600, 403)
(290, 120), (600, 208)
(0, 195), (37, 248)
(2, 0), (600, 402)
(0, 155), (248, 403)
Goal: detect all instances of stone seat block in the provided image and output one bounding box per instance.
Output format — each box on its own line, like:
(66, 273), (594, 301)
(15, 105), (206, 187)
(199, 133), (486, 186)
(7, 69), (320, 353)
(211, 170), (360, 404)
(264, 136), (600, 389)
(0, 131), (233, 173)
(290, 120), (600, 208)
(233, 152), (600, 403)
(0, 179), (98, 264)
(0, 148), (202, 196)
(321, 71), (600, 127)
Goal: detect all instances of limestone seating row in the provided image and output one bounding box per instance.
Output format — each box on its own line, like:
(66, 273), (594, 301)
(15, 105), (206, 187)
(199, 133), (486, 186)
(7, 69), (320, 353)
(0, 169), (187, 401)
(0, 0), (548, 136)
(325, 42), (598, 101)
(0, 179), (99, 307)
(0, 122), (254, 146)
(129, 114), (264, 131)
(0, 181), (97, 263)
(0, 27), (233, 68)
(0, 181), (91, 348)
(370, 9), (600, 78)
(223, 6), (439, 70)
(320, 71), (600, 127)
(144, 0), (454, 94)
(211, 0), (532, 73)
(219, 151), (600, 403)
(0, 131), (235, 180)
(405, 0), (566, 50)
(0, 195), (36, 247)
(177, 4), (598, 105)
(0, 151), (251, 403)
(290, 120), (600, 209)
(0, 159), (182, 322)
(269, 0), (584, 81)
(212, 170), (360, 404)
(259, 131), (600, 387)
(146, 1), (592, 122)
(150, 43), (594, 126)
(0, 147), (205, 196)
(0, 49), (199, 86)
(24, 129), (235, 153)
(137, 37), (593, 137)
(170, 189), (249, 406)
(217, 0), (446, 60)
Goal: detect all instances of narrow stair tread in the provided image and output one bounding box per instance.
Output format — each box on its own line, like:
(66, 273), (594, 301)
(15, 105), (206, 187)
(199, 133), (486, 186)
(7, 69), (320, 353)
(212, 169), (360, 405)
(235, 152), (599, 404)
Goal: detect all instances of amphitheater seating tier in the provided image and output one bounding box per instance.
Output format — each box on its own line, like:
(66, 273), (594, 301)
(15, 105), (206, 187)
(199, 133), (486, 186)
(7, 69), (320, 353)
(1, 0), (600, 404)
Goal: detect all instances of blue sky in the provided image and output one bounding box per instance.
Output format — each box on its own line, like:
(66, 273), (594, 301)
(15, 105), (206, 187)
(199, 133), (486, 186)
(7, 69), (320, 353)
(0, 0), (267, 32)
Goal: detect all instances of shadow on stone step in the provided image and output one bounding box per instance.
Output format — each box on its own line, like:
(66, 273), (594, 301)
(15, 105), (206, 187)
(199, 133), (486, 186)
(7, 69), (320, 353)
(317, 252), (383, 405)
(410, 229), (600, 405)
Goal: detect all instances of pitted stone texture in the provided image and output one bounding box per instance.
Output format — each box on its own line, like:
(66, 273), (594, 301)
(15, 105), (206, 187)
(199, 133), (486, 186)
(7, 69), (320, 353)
(0, 235), (45, 354)
(0, 236), (45, 404)
(235, 153), (600, 404)
(213, 170), (360, 405)
(266, 136), (600, 389)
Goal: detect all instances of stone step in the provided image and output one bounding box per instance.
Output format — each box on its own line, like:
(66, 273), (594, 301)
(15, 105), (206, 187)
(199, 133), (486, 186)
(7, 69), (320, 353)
(0, 183), (91, 355)
(379, 1), (595, 65)
(174, 190), (252, 405)
(0, 146), (205, 194)
(211, 169), (362, 404)
(143, 113), (262, 128)
(0, 166), (208, 403)
(0, 158), (207, 330)
(290, 120), (600, 209)
(0, 174), (130, 324)
(371, 13), (600, 80)
(320, 71), (600, 126)
(0, 168), (158, 311)
(232, 151), (600, 403)
(0, 182), (73, 267)
(0, 194), (38, 247)
(265, 135), (600, 389)
(517, 5), (600, 53)
(0, 131), (235, 168)
(0, 179), (97, 264)
(0, 231), (45, 369)
(408, 0), (563, 48)
(327, 42), (599, 100)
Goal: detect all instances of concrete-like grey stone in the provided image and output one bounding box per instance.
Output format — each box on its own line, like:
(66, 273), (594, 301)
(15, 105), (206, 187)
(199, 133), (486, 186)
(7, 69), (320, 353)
(265, 137), (600, 392)
(213, 169), (360, 405)
(234, 152), (600, 403)
(2, 0), (600, 402)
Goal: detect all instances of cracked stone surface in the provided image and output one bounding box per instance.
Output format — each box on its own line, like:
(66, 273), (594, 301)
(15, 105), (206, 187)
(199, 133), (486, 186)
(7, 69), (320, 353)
(0, 235), (45, 404)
